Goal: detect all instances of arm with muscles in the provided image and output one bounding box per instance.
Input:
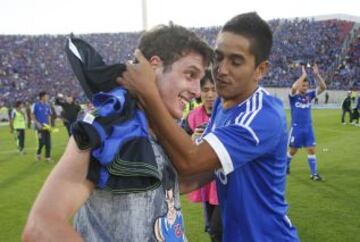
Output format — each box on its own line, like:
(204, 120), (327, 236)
(146, 99), (220, 177)
(179, 117), (216, 193)
(119, 50), (221, 177)
(312, 63), (327, 95)
(290, 66), (307, 96)
(179, 172), (215, 194)
(22, 137), (94, 242)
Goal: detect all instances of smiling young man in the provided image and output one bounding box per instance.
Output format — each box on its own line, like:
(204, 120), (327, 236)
(120, 12), (299, 242)
(23, 24), (212, 242)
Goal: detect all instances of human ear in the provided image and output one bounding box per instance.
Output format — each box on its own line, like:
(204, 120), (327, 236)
(149, 56), (163, 70)
(255, 60), (269, 81)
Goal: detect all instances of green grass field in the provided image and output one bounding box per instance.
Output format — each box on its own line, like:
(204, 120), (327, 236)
(0, 109), (359, 242)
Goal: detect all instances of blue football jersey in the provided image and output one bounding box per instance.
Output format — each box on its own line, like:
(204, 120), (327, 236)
(289, 90), (316, 127)
(202, 87), (299, 242)
(32, 102), (52, 125)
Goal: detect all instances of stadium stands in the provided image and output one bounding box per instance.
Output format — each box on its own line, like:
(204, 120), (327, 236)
(0, 19), (359, 107)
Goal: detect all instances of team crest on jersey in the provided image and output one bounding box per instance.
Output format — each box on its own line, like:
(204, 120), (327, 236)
(215, 169), (227, 185)
(295, 102), (311, 109)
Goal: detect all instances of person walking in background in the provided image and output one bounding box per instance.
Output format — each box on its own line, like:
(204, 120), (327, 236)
(341, 91), (352, 125)
(31, 91), (53, 162)
(351, 94), (360, 126)
(9, 101), (26, 154)
(55, 94), (81, 136)
(325, 92), (329, 104)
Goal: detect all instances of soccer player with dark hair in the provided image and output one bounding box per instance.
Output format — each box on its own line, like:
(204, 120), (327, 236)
(341, 91), (353, 124)
(55, 94), (81, 136)
(120, 12), (300, 242)
(31, 91), (53, 162)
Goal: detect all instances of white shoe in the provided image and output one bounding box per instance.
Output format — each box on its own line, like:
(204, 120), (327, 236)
(46, 157), (54, 163)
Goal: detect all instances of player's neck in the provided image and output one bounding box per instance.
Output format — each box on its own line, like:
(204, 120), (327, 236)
(222, 85), (259, 109)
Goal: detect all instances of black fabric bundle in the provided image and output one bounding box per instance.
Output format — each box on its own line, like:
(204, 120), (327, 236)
(65, 36), (161, 194)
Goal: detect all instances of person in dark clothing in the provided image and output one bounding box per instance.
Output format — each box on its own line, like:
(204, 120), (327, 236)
(314, 97), (319, 104)
(50, 103), (57, 127)
(351, 95), (360, 126)
(55, 94), (81, 136)
(341, 91), (352, 124)
(325, 92), (329, 104)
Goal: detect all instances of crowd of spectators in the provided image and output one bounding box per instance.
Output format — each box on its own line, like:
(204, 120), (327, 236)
(331, 27), (360, 90)
(0, 18), (359, 107)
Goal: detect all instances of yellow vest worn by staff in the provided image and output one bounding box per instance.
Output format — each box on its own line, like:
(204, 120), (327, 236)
(13, 110), (26, 130)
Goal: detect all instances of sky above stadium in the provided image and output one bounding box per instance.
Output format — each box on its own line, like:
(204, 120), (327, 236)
(1, 0), (359, 35)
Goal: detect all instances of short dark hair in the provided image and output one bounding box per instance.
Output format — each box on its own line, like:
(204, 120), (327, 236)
(15, 101), (23, 108)
(39, 91), (47, 99)
(200, 69), (214, 88)
(221, 12), (272, 66)
(138, 24), (213, 71)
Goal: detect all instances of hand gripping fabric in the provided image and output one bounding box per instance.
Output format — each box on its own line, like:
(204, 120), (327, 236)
(66, 36), (161, 194)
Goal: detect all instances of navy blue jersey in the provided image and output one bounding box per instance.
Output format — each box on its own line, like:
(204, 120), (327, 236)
(202, 87), (299, 242)
(289, 90), (316, 127)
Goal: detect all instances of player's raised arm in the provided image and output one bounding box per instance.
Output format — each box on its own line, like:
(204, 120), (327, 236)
(290, 65), (307, 95)
(313, 63), (327, 95)
(22, 137), (94, 242)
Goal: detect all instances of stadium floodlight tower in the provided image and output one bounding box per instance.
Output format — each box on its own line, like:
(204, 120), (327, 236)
(142, 0), (148, 30)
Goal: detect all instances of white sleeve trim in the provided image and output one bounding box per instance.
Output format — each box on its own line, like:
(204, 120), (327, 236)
(203, 133), (234, 175)
(68, 38), (83, 62)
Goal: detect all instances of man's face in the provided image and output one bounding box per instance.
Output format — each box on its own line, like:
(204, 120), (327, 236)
(66, 96), (73, 103)
(155, 52), (205, 119)
(41, 94), (49, 102)
(212, 32), (262, 107)
(200, 80), (217, 113)
(299, 81), (309, 94)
